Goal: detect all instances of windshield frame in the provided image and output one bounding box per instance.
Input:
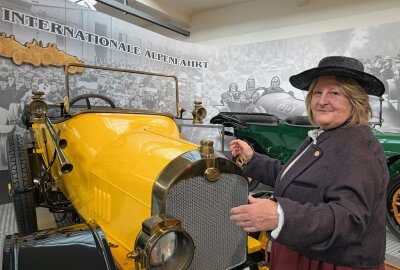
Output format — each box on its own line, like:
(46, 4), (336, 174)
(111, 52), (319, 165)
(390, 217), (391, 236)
(63, 63), (179, 117)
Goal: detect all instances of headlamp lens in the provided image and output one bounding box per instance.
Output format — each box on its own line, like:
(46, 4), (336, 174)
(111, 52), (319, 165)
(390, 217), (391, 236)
(30, 100), (48, 117)
(134, 215), (194, 270)
(148, 230), (193, 270)
(149, 231), (176, 266)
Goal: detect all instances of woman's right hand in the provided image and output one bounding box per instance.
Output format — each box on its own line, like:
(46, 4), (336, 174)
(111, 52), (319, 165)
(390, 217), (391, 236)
(229, 139), (254, 163)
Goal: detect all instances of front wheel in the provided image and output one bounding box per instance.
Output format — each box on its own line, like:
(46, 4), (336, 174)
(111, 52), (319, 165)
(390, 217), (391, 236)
(7, 134), (38, 235)
(386, 174), (400, 240)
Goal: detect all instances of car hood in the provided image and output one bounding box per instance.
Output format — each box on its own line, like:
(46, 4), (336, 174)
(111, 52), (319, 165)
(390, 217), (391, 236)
(52, 112), (198, 207)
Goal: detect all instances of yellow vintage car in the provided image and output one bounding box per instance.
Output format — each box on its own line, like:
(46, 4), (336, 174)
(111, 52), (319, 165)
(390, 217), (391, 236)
(4, 64), (268, 270)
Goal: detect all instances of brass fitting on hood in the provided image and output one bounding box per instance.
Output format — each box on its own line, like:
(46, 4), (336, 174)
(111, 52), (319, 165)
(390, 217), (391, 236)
(199, 140), (220, 182)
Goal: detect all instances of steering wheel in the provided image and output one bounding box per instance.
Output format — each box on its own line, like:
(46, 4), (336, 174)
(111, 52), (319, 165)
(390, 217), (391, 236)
(69, 94), (116, 109)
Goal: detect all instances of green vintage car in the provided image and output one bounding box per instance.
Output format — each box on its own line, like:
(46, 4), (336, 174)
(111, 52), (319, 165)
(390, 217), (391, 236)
(210, 111), (400, 240)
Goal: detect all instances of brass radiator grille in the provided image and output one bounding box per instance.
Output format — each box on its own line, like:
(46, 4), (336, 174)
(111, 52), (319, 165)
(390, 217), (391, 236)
(165, 173), (248, 270)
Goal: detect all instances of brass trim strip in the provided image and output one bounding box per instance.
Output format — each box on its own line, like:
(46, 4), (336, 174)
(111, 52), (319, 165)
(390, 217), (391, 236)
(151, 150), (245, 215)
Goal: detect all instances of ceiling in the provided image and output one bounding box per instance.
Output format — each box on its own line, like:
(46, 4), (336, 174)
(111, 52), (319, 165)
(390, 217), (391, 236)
(88, 0), (400, 44)
(146, 0), (255, 17)
(93, 0), (311, 38)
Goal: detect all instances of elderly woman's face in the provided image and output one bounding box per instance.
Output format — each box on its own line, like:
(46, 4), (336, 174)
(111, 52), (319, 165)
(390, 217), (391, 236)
(311, 76), (352, 130)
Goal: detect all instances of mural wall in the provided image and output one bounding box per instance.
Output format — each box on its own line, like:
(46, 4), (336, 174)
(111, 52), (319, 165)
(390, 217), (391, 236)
(0, 0), (400, 171)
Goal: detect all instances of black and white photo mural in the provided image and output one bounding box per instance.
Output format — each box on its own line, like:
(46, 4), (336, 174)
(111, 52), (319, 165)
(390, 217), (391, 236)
(0, 0), (400, 172)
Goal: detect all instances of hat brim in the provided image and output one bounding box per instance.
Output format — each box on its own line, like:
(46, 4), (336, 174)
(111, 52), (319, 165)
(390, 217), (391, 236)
(289, 66), (385, 96)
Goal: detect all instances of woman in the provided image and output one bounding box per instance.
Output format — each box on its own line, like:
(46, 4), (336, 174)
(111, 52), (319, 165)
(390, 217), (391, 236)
(230, 56), (388, 270)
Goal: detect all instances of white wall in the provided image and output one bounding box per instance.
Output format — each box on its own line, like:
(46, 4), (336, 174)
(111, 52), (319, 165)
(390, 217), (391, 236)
(184, 0), (400, 45)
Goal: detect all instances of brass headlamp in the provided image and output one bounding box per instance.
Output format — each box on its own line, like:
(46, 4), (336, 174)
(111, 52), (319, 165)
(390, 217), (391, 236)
(133, 214), (194, 270)
(29, 91), (48, 118)
(191, 101), (206, 124)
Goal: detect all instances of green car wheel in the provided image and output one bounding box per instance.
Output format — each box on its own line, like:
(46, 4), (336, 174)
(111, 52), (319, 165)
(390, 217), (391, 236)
(387, 175), (400, 239)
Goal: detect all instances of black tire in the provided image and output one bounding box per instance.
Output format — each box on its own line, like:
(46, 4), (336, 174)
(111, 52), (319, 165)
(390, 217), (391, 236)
(7, 134), (38, 235)
(386, 174), (400, 240)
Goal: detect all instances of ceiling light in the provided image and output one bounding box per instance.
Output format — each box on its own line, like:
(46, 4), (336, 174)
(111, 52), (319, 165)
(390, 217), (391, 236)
(68, 0), (97, 10)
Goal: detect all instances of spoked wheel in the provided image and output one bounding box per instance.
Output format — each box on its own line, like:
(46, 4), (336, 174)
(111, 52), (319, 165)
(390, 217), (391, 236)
(386, 174), (400, 240)
(7, 134), (38, 235)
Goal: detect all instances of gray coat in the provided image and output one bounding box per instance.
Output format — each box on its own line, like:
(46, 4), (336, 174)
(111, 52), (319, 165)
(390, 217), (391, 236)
(244, 125), (388, 268)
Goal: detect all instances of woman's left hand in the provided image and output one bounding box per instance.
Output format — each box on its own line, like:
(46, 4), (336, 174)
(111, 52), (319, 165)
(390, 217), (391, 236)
(230, 195), (279, 232)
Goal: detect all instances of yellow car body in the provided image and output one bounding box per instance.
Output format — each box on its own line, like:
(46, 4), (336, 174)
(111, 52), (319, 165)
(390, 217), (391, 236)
(33, 113), (199, 269)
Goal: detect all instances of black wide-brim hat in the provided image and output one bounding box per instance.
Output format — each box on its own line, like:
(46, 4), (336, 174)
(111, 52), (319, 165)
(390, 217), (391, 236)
(289, 56), (385, 96)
